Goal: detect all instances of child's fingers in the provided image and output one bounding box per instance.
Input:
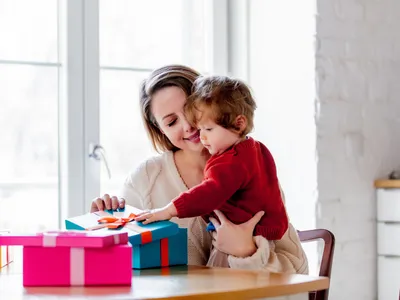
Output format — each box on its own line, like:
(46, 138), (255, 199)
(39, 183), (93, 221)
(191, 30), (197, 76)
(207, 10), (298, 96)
(135, 213), (152, 222)
(142, 216), (156, 225)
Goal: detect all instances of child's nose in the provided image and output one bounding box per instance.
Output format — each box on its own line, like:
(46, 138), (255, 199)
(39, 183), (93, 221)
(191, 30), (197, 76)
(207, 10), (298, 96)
(200, 132), (207, 141)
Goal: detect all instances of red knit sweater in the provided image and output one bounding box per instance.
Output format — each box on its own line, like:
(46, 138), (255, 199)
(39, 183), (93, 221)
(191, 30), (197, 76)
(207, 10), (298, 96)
(173, 137), (288, 240)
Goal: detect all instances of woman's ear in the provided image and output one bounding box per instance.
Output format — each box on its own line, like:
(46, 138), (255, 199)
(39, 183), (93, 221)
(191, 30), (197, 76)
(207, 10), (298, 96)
(235, 115), (247, 133)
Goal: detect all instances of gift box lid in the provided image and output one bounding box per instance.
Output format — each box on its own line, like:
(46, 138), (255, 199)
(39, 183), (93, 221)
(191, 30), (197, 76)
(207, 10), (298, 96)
(0, 230), (129, 248)
(65, 205), (180, 246)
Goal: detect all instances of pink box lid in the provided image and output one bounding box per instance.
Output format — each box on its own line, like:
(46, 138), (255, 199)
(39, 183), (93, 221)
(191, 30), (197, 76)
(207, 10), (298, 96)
(0, 230), (129, 248)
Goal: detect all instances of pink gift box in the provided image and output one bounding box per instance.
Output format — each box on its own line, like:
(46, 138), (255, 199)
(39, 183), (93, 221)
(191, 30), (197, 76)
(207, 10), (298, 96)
(0, 230), (129, 248)
(0, 230), (132, 286)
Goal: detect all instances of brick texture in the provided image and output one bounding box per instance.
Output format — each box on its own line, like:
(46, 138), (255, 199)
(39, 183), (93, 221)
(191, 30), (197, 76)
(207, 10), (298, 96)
(249, 0), (400, 299)
(316, 0), (400, 299)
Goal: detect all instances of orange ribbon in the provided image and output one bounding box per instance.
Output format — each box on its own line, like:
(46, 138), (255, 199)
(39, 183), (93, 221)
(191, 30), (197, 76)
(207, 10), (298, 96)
(160, 238), (169, 267)
(98, 213), (137, 229)
(86, 213), (136, 231)
(86, 212), (153, 244)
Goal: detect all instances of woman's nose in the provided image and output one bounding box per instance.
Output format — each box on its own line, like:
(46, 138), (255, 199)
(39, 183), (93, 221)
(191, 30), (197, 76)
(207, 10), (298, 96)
(182, 118), (193, 132)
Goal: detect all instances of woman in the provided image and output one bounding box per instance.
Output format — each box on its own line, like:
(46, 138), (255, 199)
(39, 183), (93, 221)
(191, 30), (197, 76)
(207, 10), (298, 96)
(91, 65), (308, 273)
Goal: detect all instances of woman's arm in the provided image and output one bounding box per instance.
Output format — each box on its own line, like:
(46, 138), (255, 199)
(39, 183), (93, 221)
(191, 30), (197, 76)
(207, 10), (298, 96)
(227, 181), (308, 274)
(227, 223), (309, 274)
(209, 210), (309, 274)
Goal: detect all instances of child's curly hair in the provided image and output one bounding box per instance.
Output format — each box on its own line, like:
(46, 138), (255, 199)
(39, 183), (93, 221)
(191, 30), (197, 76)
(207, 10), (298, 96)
(185, 76), (257, 137)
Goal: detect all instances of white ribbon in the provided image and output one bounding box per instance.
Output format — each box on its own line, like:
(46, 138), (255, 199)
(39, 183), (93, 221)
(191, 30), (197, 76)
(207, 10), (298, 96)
(70, 248), (85, 286)
(114, 234), (120, 244)
(42, 234), (57, 247)
(41, 231), (88, 247)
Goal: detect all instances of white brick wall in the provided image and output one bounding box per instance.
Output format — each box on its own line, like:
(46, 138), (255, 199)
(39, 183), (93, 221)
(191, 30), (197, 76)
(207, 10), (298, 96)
(249, 0), (400, 299)
(317, 0), (400, 299)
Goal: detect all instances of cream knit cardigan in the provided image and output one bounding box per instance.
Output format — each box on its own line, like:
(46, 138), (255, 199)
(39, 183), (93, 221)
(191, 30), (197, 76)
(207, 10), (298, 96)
(120, 151), (308, 274)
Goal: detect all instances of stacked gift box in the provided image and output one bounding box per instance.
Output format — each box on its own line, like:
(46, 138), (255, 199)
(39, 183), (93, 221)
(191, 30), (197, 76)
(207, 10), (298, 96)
(65, 205), (188, 269)
(0, 205), (188, 286)
(0, 230), (132, 286)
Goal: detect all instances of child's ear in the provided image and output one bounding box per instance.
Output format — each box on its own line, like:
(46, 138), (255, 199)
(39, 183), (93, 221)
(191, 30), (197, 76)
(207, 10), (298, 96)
(235, 115), (247, 132)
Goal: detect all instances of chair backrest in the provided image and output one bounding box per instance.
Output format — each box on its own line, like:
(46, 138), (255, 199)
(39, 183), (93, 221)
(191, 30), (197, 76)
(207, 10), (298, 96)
(297, 229), (335, 300)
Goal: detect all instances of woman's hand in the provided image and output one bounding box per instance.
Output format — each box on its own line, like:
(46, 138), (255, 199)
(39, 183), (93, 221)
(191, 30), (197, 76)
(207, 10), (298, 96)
(209, 210), (264, 258)
(90, 194), (125, 213)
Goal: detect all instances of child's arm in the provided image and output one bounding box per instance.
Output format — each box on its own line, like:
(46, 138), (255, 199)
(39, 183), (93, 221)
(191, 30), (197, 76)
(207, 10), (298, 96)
(172, 157), (248, 219)
(134, 202), (178, 224)
(135, 156), (248, 224)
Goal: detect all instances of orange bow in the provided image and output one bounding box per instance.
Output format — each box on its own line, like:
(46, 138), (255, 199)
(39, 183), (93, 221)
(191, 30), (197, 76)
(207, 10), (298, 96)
(86, 213), (137, 231)
(86, 212), (152, 244)
(97, 213), (137, 229)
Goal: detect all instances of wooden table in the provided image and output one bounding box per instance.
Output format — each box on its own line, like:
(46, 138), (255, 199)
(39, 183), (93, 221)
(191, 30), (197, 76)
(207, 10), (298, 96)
(0, 249), (329, 300)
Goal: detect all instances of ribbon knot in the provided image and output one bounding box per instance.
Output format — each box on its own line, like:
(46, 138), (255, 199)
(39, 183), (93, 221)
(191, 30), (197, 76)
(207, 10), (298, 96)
(97, 213), (137, 229)
(85, 212), (152, 244)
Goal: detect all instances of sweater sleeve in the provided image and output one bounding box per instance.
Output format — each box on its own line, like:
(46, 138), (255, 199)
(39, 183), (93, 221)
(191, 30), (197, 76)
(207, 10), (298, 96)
(227, 223), (309, 274)
(173, 157), (247, 218)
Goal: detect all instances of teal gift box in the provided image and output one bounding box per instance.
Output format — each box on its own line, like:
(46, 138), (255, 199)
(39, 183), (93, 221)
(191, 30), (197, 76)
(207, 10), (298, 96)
(65, 205), (188, 269)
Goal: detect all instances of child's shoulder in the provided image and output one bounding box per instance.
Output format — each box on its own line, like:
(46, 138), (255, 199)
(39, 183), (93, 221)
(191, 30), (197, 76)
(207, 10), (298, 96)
(245, 137), (273, 154)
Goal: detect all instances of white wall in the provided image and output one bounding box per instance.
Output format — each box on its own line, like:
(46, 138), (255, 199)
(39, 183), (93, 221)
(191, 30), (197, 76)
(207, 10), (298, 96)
(248, 0), (318, 272)
(316, 0), (400, 299)
(249, 0), (400, 299)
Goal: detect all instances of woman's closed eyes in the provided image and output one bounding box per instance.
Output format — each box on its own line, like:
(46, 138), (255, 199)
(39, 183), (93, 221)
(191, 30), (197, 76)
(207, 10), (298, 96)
(167, 119), (177, 127)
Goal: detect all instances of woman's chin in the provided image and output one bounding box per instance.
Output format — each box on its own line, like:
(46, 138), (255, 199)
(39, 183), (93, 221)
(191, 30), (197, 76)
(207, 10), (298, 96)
(175, 139), (204, 153)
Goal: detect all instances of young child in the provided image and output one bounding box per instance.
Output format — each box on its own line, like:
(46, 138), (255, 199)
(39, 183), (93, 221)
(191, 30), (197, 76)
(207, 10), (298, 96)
(135, 76), (288, 264)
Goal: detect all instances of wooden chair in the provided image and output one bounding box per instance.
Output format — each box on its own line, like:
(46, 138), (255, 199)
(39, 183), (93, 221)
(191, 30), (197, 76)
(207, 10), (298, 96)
(298, 229), (335, 300)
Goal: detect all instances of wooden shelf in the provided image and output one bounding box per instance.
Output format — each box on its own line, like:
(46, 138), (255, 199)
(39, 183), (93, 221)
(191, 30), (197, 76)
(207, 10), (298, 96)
(374, 179), (400, 189)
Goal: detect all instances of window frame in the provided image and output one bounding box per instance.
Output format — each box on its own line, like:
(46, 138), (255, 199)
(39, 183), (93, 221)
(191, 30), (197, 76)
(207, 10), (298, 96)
(60, 0), (242, 221)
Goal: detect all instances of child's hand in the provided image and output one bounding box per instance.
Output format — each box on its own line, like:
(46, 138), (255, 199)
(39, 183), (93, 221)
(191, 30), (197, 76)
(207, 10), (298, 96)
(135, 204), (177, 225)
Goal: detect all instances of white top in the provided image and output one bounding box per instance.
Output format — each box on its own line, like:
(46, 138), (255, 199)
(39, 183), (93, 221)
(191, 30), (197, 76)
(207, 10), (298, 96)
(120, 151), (308, 273)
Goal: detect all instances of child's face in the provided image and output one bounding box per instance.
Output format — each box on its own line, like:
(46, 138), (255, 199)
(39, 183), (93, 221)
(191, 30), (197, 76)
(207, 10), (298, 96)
(197, 118), (241, 156)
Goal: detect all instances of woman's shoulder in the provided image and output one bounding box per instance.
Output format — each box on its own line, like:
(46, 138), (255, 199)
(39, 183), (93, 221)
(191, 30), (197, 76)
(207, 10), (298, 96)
(124, 151), (174, 192)
(127, 151), (172, 180)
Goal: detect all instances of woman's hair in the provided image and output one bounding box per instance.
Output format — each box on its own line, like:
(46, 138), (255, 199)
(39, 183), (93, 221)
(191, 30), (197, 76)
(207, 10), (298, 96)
(185, 75), (257, 137)
(139, 65), (200, 153)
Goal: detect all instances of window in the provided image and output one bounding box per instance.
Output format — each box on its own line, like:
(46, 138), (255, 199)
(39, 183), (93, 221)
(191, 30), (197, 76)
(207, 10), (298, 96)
(0, 0), (228, 233)
(0, 0), (59, 233)
(98, 0), (220, 196)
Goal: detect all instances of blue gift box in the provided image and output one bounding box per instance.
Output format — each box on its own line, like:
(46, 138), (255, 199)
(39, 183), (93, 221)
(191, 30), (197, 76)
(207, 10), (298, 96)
(65, 205), (187, 269)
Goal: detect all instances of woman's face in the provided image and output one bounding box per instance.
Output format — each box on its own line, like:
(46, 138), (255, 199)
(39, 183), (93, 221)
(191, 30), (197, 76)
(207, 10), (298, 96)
(151, 86), (203, 152)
